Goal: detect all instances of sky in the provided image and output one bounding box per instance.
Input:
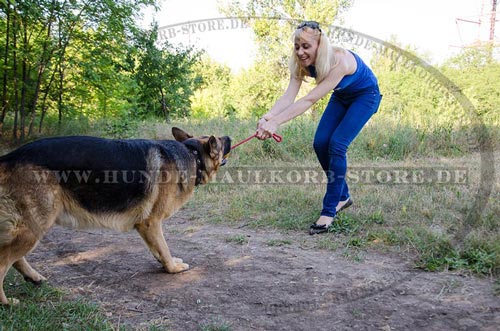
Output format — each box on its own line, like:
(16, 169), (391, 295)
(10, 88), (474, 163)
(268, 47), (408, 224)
(141, 0), (497, 70)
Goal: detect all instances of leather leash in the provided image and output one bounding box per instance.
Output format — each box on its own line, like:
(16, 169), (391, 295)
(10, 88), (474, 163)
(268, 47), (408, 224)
(223, 132), (282, 159)
(231, 132), (282, 150)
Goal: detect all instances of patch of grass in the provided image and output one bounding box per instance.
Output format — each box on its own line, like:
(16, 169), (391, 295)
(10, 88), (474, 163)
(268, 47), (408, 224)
(328, 214), (362, 235)
(459, 247), (497, 275)
(350, 122), (476, 160)
(404, 227), (459, 272)
(347, 237), (366, 248)
(0, 270), (118, 331)
(190, 182), (323, 231)
(266, 239), (292, 247)
(493, 279), (500, 296)
(382, 227), (500, 275)
(342, 248), (365, 263)
(368, 210), (385, 225)
(146, 326), (173, 331)
(366, 230), (402, 246)
(316, 237), (341, 251)
(199, 316), (232, 331)
(188, 155), (499, 277)
(224, 235), (249, 245)
(459, 235), (500, 275)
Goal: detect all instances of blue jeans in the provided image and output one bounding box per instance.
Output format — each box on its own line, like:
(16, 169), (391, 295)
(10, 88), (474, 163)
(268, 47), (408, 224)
(313, 88), (382, 217)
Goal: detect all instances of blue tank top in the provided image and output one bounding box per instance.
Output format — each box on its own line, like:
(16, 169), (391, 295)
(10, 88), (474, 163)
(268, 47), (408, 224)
(308, 50), (378, 94)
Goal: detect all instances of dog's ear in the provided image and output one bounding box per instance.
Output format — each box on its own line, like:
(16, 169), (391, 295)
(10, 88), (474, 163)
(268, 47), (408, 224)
(172, 127), (193, 142)
(206, 136), (219, 158)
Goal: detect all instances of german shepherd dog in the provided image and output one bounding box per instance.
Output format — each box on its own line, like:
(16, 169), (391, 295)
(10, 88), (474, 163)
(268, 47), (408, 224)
(0, 127), (231, 305)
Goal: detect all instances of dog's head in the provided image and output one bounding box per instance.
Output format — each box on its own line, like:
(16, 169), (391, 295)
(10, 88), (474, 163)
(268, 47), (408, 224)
(172, 127), (231, 185)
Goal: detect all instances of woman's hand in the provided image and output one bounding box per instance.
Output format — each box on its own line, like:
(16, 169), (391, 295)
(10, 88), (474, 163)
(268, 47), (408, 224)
(256, 117), (268, 140)
(256, 118), (279, 140)
(256, 117), (267, 131)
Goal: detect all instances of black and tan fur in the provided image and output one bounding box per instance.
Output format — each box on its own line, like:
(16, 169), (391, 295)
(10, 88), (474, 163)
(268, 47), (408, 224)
(0, 127), (231, 305)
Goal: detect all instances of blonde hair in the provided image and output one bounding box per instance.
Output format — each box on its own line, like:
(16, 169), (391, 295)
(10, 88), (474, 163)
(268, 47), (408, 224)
(288, 26), (343, 83)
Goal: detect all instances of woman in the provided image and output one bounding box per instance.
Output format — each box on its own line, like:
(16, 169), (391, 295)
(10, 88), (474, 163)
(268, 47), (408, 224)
(256, 21), (382, 235)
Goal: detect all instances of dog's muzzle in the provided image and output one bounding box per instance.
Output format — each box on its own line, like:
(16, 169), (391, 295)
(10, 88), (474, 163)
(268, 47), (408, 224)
(221, 136), (231, 166)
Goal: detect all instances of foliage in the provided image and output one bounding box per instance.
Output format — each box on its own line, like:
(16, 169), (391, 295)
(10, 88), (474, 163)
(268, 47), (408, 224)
(215, 0), (354, 117)
(0, 0), (203, 140)
(442, 48), (500, 127)
(355, 41), (499, 167)
(2, 1), (497, 145)
(0, 0), (156, 138)
(228, 60), (290, 118)
(220, 0), (353, 62)
(371, 39), (457, 129)
(190, 55), (233, 118)
(133, 24), (202, 121)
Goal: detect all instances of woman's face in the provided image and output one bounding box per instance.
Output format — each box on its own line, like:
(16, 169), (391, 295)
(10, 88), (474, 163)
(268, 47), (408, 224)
(294, 29), (319, 67)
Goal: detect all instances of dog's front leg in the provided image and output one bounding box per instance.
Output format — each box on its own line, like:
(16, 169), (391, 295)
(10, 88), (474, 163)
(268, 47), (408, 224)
(135, 219), (189, 273)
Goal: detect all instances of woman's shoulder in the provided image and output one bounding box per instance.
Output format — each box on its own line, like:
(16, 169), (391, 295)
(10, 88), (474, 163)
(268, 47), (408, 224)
(332, 47), (356, 75)
(331, 45), (347, 52)
(329, 46), (349, 65)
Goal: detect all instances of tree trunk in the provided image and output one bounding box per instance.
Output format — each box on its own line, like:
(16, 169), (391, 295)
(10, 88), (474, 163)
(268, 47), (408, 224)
(58, 63), (63, 125)
(28, 17), (54, 136)
(12, 10), (18, 139)
(0, 2), (11, 133)
(19, 30), (29, 140)
(38, 69), (57, 134)
(159, 87), (169, 122)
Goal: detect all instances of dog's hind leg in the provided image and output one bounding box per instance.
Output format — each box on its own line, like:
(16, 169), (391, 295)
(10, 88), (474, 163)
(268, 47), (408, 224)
(0, 263), (13, 305)
(13, 257), (46, 285)
(0, 169), (60, 304)
(0, 239), (36, 305)
(0, 228), (41, 305)
(135, 219), (189, 273)
(0, 194), (22, 305)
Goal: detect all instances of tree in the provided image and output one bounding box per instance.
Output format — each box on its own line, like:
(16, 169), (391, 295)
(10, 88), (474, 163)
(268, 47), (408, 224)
(133, 24), (202, 122)
(220, 0), (353, 64)
(217, 0), (354, 118)
(0, 0), (157, 139)
(190, 55), (233, 118)
(442, 48), (500, 127)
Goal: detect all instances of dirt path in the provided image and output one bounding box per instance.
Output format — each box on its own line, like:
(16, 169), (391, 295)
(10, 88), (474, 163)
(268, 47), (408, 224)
(29, 213), (499, 331)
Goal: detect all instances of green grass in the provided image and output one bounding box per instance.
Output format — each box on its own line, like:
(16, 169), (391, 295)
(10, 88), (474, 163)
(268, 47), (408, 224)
(198, 316), (232, 331)
(0, 270), (118, 331)
(187, 157), (499, 277)
(8, 115), (497, 161)
(170, 117), (499, 277)
(266, 239), (292, 247)
(224, 235), (249, 245)
(0, 116), (498, 330)
(494, 279), (500, 296)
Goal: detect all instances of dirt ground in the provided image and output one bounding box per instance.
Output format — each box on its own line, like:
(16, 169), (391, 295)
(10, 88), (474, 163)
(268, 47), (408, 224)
(28, 212), (499, 331)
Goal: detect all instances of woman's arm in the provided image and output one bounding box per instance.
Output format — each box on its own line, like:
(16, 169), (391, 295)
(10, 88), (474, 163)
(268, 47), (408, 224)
(262, 76), (302, 120)
(257, 64), (347, 138)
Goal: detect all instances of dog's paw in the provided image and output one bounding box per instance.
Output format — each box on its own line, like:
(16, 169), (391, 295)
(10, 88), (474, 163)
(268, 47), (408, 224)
(173, 257), (184, 264)
(169, 257), (189, 273)
(24, 274), (47, 286)
(9, 297), (20, 305)
(1, 297), (20, 306)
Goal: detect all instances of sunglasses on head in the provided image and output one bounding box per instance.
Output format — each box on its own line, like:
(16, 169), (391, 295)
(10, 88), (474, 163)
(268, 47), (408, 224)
(297, 21), (321, 32)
